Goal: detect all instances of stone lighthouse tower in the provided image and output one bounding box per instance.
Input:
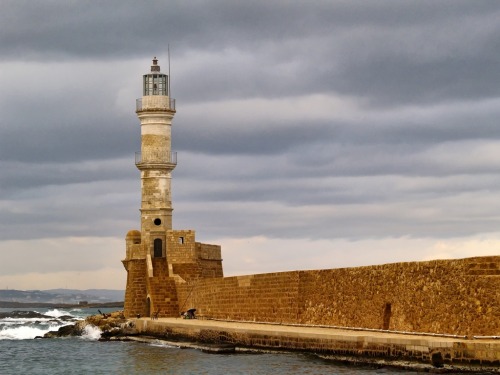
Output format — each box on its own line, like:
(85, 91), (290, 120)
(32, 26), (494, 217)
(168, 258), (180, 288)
(136, 57), (176, 257)
(122, 58), (223, 319)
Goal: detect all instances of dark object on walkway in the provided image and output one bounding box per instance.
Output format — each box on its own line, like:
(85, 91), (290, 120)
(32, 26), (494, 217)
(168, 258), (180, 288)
(180, 310), (197, 319)
(151, 309), (160, 320)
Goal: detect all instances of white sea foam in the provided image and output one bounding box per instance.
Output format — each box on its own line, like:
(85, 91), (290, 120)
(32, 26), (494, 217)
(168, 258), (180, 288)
(2, 317), (55, 324)
(81, 324), (102, 341)
(149, 340), (178, 348)
(44, 309), (72, 318)
(0, 323), (66, 340)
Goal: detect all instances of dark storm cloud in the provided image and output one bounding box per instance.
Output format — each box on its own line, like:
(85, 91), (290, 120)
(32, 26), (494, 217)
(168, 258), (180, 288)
(174, 94), (500, 174)
(0, 60), (141, 163)
(0, 118), (136, 163)
(176, 119), (336, 156)
(0, 1), (333, 60)
(2, 1), (499, 107)
(173, 170), (500, 241)
(1, 1), (497, 58)
(0, 176), (138, 241)
(0, 159), (136, 193)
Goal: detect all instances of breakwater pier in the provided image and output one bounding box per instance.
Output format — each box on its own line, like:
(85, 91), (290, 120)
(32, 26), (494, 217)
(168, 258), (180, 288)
(130, 317), (499, 373)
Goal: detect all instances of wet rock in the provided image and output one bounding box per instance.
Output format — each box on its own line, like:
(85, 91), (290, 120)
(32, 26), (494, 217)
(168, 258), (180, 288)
(43, 323), (83, 338)
(59, 315), (78, 321)
(42, 311), (130, 339)
(99, 327), (123, 340)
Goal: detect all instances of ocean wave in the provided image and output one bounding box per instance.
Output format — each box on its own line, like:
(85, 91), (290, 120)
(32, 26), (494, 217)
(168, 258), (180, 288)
(0, 309), (83, 340)
(80, 324), (102, 341)
(44, 309), (73, 318)
(0, 307), (119, 341)
(0, 323), (68, 340)
(1, 310), (78, 324)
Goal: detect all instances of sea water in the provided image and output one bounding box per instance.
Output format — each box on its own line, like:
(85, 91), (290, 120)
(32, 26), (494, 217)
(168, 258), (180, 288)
(0, 307), (438, 374)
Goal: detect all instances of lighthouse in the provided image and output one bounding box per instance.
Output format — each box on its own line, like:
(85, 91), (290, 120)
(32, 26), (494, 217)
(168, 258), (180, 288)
(136, 57), (176, 258)
(122, 58), (223, 319)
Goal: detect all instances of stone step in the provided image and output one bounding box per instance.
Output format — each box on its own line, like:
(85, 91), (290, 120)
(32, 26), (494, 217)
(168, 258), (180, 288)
(466, 259), (499, 276)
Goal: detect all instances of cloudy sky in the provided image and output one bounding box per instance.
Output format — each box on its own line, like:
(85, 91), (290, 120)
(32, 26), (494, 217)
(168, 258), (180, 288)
(1, 0), (499, 290)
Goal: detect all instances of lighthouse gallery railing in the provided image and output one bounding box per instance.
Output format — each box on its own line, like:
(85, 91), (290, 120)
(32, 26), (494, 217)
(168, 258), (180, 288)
(136, 98), (176, 111)
(135, 151), (177, 165)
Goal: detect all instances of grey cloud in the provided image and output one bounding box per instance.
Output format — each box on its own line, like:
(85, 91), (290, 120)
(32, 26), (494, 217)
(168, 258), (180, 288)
(174, 147), (500, 204)
(176, 119), (336, 156)
(0, 64), (139, 163)
(173, 96), (500, 171)
(0, 159), (136, 192)
(174, 187), (500, 242)
(2, 1), (497, 59)
(2, 1), (499, 109)
(0, 178), (138, 241)
(0, 120), (136, 163)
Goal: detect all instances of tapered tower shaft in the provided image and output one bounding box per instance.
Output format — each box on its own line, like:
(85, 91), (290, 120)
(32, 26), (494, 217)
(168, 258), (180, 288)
(135, 57), (176, 258)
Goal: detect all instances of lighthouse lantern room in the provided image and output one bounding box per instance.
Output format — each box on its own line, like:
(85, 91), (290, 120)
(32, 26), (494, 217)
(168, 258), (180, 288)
(143, 57), (168, 96)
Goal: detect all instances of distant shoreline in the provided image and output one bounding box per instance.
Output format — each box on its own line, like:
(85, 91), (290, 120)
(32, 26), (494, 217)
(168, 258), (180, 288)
(0, 301), (124, 309)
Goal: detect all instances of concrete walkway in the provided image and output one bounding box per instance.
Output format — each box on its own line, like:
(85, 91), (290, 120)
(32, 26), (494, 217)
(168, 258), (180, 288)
(139, 317), (473, 345)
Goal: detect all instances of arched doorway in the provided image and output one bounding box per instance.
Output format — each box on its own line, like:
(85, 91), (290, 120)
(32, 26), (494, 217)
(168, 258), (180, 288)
(153, 238), (162, 257)
(146, 296), (151, 318)
(383, 302), (392, 330)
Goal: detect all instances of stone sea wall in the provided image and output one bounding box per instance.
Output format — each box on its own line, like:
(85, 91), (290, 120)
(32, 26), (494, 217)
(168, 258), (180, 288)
(177, 256), (499, 336)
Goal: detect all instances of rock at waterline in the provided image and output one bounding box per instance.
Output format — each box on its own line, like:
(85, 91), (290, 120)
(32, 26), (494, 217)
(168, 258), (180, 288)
(43, 323), (83, 338)
(42, 311), (129, 339)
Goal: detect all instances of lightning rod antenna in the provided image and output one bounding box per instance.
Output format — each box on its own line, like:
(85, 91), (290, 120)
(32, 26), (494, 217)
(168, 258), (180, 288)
(168, 44), (171, 98)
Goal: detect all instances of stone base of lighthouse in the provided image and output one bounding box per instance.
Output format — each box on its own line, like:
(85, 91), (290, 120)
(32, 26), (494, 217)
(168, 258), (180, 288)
(122, 229), (223, 318)
(122, 259), (179, 318)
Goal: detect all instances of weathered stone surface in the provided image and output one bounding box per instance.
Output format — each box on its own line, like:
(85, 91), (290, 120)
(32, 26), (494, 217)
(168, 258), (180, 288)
(177, 256), (499, 337)
(123, 229), (223, 319)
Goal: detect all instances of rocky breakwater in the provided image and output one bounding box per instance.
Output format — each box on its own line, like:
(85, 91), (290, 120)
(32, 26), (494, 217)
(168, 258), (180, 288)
(43, 311), (133, 339)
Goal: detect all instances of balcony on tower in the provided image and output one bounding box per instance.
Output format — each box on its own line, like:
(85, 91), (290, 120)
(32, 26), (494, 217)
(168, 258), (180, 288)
(135, 151), (177, 168)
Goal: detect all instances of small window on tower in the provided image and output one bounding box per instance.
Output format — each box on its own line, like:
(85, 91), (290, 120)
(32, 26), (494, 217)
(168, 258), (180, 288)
(179, 237), (184, 244)
(154, 218), (161, 226)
